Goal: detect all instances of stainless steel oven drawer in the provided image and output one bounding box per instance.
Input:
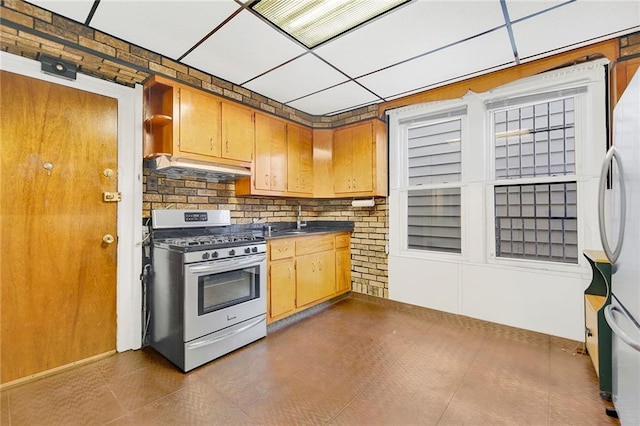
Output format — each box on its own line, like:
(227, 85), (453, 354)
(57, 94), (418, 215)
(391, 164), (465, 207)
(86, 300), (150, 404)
(183, 314), (266, 372)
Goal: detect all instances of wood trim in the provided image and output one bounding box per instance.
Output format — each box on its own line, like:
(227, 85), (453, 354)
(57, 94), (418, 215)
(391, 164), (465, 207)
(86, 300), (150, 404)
(378, 38), (619, 115)
(0, 350), (116, 391)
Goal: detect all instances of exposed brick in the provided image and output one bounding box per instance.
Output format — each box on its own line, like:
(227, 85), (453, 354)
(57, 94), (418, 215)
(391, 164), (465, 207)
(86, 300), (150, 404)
(621, 44), (640, 57)
(78, 36), (115, 56)
(1, 6), (34, 27)
(117, 50), (148, 68)
(94, 31), (129, 52)
(188, 67), (212, 84)
(4, 0), (51, 22)
(130, 45), (162, 63)
(162, 57), (188, 75)
(149, 61), (177, 78)
(52, 15), (92, 38)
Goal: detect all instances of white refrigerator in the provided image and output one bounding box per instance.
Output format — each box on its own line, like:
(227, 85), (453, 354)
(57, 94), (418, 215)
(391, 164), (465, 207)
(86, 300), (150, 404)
(599, 67), (640, 425)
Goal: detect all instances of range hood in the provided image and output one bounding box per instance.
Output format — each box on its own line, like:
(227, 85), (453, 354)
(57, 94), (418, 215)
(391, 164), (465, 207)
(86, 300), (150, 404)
(150, 155), (251, 182)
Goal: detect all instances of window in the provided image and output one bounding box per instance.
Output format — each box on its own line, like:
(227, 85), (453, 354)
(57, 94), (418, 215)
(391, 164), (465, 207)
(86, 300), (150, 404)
(491, 96), (579, 263)
(404, 110), (464, 254)
(389, 59), (606, 270)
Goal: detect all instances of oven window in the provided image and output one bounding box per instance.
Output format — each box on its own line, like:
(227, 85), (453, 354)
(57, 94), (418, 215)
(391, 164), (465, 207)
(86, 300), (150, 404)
(198, 265), (260, 315)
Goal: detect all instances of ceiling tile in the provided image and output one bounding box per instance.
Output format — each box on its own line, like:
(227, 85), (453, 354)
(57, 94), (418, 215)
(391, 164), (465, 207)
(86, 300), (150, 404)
(504, 0), (571, 22)
(356, 28), (515, 99)
(182, 10), (306, 85)
(314, 0), (505, 78)
(244, 54), (348, 104)
(89, 0), (239, 60)
(26, 0), (94, 23)
(287, 82), (380, 116)
(513, 1), (640, 60)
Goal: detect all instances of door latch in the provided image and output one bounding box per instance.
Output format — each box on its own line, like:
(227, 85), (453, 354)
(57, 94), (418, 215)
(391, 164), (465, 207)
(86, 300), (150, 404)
(103, 192), (122, 202)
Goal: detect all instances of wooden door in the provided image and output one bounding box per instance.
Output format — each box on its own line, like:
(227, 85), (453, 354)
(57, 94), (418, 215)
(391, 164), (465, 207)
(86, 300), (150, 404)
(295, 255), (318, 307)
(269, 260), (296, 319)
(316, 251), (336, 300)
(336, 248), (351, 293)
(350, 122), (373, 192)
(0, 71), (118, 384)
(179, 87), (221, 157)
(269, 118), (287, 192)
(221, 101), (254, 162)
(333, 127), (353, 193)
(287, 124), (313, 194)
(254, 113), (272, 191)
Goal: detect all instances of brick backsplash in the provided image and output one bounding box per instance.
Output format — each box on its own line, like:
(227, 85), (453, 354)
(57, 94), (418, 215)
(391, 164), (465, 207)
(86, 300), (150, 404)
(143, 165), (389, 298)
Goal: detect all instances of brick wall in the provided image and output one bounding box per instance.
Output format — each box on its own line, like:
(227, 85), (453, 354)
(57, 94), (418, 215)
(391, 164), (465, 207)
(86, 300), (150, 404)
(143, 164), (389, 297)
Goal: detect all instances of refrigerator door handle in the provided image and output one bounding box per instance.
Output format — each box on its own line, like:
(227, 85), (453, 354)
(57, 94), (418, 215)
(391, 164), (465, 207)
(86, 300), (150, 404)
(605, 304), (640, 352)
(598, 146), (626, 263)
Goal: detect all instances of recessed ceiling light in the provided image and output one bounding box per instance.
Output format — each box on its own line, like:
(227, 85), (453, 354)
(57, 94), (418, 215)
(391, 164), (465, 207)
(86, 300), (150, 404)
(252, 0), (410, 48)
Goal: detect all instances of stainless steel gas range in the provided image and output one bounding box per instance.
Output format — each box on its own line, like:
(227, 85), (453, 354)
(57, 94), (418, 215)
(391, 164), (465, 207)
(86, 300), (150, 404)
(148, 209), (266, 372)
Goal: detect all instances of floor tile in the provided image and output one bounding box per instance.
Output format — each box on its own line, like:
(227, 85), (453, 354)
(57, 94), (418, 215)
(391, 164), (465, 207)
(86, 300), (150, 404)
(0, 297), (620, 426)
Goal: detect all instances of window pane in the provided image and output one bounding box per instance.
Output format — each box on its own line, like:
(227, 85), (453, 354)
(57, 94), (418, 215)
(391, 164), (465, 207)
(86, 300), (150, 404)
(494, 182), (577, 263)
(494, 98), (575, 179)
(408, 188), (461, 253)
(408, 119), (461, 185)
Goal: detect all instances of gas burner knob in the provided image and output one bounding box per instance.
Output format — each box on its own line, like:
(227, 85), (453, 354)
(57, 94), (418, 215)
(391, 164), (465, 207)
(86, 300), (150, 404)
(212, 251), (219, 258)
(244, 247), (251, 254)
(229, 249), (236, 256)
(251, 246), (258, 253)
(202, 252), (210, 260)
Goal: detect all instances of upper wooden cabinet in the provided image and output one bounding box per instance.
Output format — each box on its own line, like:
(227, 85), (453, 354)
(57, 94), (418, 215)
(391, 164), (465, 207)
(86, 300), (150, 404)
(143, 75), (251, 169)
(332, 119), (387, 197)
(178, 86), (221, 158)
(221, 101), (254, 163)
(287, 123), (313, 195)
(237, 113), (287, 195)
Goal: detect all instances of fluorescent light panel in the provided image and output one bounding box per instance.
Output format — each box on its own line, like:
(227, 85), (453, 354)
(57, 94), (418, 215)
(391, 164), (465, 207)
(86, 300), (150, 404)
(252, 0), (409, 48)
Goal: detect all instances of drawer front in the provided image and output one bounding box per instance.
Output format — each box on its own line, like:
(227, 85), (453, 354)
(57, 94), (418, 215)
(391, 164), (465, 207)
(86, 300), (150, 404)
(296, 235), (334, 256)
(269, 240), (294, 260)
(335, 233), (350, 249)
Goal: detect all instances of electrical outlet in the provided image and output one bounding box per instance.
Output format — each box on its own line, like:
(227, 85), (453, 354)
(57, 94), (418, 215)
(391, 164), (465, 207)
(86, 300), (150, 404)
(147, 176), (158, 191)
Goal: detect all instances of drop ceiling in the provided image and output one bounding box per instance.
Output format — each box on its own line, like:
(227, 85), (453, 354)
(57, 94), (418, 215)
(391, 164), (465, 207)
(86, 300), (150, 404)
(25, 0), (640, 116)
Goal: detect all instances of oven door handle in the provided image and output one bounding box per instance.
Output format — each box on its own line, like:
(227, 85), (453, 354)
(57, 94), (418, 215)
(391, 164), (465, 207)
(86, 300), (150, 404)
(186, 316), (265, 350)
(186, 254), (266, 274)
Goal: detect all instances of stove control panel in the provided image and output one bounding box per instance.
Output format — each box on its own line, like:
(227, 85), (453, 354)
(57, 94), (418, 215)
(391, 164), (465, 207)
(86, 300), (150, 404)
(188, 244), (266, 264)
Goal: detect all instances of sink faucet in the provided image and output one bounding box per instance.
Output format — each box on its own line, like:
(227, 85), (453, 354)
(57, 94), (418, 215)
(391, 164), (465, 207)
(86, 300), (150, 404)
(296, 204), (307, 230)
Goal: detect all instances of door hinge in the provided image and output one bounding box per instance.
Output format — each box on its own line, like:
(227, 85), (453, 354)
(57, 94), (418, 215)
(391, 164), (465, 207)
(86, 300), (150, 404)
(103, 192), (122, 202)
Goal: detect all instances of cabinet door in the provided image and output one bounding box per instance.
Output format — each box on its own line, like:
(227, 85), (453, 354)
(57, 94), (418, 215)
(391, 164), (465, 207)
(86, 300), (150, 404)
(287, 124), (313, 194)
(221, 101), (254, 162)
(317, 251), (336, 300)
(269, 259), (296, 319)
(296, 254), (318, 307)
(270, 119), (287, 192)
(350, 122), (373, 192)
(178, 87), (221, 157)
(335, 248), (351, 293)
(254, 113), (287, 191)
(333, 127), (352, 193)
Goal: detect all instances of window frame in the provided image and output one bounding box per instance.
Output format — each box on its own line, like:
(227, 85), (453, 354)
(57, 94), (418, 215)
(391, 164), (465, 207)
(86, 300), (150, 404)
(388, 58), (608, 273)
(390, 100), (469, 261)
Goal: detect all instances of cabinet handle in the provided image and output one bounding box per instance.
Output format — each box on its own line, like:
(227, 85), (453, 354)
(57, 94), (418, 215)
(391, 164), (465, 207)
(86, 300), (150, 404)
(312, 262), (315, 272)
(353, 178), (356, 189)
(273, 175), (278, 187)
(226, 140), (229, 153)
(278, 247), (288, 252)
(347, 179), (351, 189)
(288, 267), (291, 278)
(265, 174), (269, 185)
(318, 260), (323, 271)
(210, 137), (213, 151)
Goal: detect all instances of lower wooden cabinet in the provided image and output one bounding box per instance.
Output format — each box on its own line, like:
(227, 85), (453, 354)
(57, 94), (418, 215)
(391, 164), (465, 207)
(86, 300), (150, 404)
(267, 232), (350, 324)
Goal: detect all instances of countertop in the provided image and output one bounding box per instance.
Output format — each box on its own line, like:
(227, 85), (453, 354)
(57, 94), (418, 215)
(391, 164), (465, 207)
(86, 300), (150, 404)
(259, 221), (354, 240)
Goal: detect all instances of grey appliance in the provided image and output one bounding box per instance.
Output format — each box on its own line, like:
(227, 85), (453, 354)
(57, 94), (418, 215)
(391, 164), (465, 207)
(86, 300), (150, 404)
(598, 68), (640, 425)
(148, 209), (267, 372)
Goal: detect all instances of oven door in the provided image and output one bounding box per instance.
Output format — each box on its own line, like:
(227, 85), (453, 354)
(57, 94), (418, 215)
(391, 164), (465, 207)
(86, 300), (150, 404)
(184, 253), (266, 342)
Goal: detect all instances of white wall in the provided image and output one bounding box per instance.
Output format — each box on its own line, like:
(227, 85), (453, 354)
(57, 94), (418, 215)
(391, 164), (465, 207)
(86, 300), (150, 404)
(388, 59), (609, 341)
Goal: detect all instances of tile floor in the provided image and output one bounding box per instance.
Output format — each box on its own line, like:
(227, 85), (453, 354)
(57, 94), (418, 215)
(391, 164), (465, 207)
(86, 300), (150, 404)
(1, 296), (619, 425)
